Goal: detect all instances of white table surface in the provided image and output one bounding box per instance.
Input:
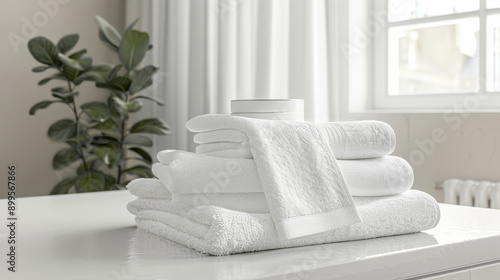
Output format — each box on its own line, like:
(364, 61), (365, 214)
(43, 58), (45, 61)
(1, 190), (500, 280)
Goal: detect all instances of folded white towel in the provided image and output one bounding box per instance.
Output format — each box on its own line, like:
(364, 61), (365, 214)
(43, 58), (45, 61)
(174, 193), (269, 213)
(195, 142), (253, 159)
(125, 179), (266, 214)
(194, 129), (248, 144)
(340, 156), (414, 196)
(155, 150), (413, 197)
(192, 120), (396, 160)
(128, 190), (440, 255)
(186, 114), (361, 240)
(196, 142), (249, 153)
(201, 149), (254, 159)
(127, 178), (171, 199)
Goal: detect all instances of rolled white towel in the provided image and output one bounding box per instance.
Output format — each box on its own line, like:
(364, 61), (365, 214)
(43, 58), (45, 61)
(191, 120), (396, 160)
(154, 150), (413, 197)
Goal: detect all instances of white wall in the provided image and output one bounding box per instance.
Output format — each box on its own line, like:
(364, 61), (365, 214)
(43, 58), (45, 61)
(0, 0), (125, 198)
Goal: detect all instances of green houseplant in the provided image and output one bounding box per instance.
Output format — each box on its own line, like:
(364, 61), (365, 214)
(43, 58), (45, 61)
(28, 16), (169, 194)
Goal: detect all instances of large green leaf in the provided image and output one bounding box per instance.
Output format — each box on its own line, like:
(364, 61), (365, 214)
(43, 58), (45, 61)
(129, 65), (158, 94)
(28, 37), (58, 65)
(65, 130), (92, 149)
(91, 118), (120, 131)
(94, 143), (121, 168)
(58, 53), (92, 71)
(52, 91), (79, 101)
(123, 134), (152, 147)
(96, 76), (131, 92)
(126, 100), (143, 113)
(75, 171), (105, 192)
(108, 96), (127, 115)
(95, 15), (122, 50)
(74, 64), (113, 84)
(130, 94), (164, 106)
(52, 148), (80, 169)
(129, 147), (152, 164)
(29, 100), (63, 115)
(38, 73), (66, 86)
(80, 102), (110, 122)
(65, 129), (92, 147)
(69, 49), (87, 59)
(51, 86), (70, 93)
(57, 34), (79, 54)
(51, 87), (77, 100)
(77, 159), (100, 174)
(119, 30), (150, 71)
(108, 64), (123, 80)
(62, 65), (80, 82)
(50, 178), (76, 195)
(103, 175), (117, 190)
(122, 165), (154, 178)
(91, 134), (119, 145)
(130, 118), (170, 135)
(47, 119), (77, 141)
(32, 66), (50, 73)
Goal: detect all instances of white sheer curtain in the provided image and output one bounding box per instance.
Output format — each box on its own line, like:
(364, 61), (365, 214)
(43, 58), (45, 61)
(126, 0), (341, 153)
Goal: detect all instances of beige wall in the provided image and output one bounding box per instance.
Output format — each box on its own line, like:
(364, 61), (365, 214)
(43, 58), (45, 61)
(0, 0), (125, 198)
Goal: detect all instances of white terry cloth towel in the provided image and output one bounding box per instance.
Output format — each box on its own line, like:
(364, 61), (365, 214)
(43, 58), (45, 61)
(196, 142), (249, 153)
(154, 151), (263, 193)
(202, 149), (254, 159)
(194, 129), (248, 144)
(192, 120), (396, 160)
(128, 190), (440, 255)
(127, 178), (171, 199)
(155, 150), (413, 197)
(195, 142), (253, 159)
(173, 193), (269, 213)
(186, 114), (361, 240)
(127, 177), (269, 213)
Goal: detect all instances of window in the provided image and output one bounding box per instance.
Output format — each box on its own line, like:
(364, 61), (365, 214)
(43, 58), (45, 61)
(373, 0), (500, 110)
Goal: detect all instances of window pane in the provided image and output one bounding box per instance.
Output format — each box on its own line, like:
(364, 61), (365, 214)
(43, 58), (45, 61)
(487, 0), (500, 9)
(487, 15), (500, 91)
(388, 18), (480, 95)
(388, 0), (479, 22)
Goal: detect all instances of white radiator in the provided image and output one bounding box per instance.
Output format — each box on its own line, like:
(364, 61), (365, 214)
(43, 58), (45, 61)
(442, 179), (500, 209)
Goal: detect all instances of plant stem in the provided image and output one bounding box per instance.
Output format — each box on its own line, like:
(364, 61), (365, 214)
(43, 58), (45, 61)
(67, 79), (89, 171)
(116, 95), (129, 185)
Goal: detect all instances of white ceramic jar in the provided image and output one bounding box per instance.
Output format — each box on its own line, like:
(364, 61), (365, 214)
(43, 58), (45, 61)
(230, 99), (304, 121)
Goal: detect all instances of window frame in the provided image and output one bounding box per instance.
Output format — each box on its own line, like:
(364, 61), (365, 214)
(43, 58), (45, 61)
(373, 0), (500, 110)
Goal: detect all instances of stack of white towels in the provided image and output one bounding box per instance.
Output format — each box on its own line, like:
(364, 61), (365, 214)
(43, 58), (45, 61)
(127, 114), (440, 255)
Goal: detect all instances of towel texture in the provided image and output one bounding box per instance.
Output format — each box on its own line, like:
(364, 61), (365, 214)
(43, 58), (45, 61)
(154, 150), (412, 197)
(196, 142), (250, 154)
(128, 189), (440, 255)
(186, 114), (361, 240)
(176, 193), (269, 213)
(194, 129), (248, 144)
(127, 178), (171, 199)
(192, 120), (396, 160)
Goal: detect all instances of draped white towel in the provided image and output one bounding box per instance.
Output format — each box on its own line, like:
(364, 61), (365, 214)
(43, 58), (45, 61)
(186, 114), (361, 240)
